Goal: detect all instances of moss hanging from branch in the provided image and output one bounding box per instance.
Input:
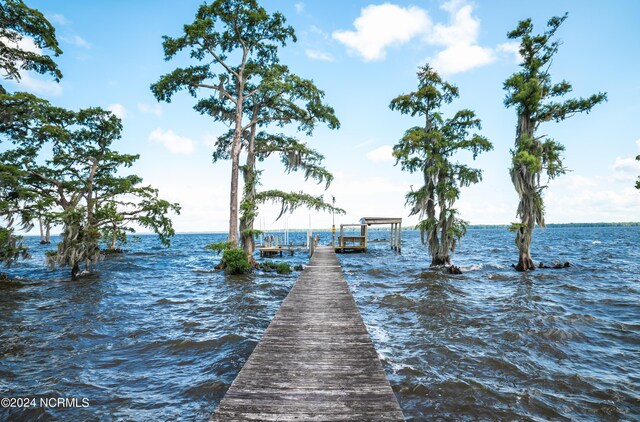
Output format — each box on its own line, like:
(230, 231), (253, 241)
(255, 190), (345, 221)
(391, 65), (491, 267)
(503, 13), (606, 271)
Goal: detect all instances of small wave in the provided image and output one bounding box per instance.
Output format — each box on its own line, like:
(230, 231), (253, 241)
(155, 298), (191, 305)
(592, 241), (602, 245)
(191, 269), (216, 273)
(461, 263), (483, 272)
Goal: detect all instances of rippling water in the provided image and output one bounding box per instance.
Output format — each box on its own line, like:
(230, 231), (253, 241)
(1, 227), (638, 420)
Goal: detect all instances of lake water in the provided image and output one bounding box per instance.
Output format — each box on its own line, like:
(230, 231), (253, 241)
(1, 227), (638, 420)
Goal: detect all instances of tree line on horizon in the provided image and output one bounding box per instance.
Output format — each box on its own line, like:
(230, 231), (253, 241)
(1, 0), (626, 279)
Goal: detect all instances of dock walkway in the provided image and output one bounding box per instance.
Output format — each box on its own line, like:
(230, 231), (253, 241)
(212, 246), (404, 421)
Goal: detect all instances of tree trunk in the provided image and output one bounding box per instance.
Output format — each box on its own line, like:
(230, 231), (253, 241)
(45, 223), (50, 243)
(39, 218), (45, 243)
(240, 120), (257, 261)
(514, 219), (536, 271)
(512, 113), (538, 272)
(71, 262), (80, 278)
(431, 255), (451, 266)
(228, 86), (245, 246)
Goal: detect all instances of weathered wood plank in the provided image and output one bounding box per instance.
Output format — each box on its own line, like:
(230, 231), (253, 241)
(211, 246), (404, 421)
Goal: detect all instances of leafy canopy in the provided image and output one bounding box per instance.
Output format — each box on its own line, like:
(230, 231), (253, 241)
(391, 65), (491, 264)
(0, 0), (62, 91)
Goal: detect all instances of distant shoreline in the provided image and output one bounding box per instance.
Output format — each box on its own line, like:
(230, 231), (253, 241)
(19, 222), (640, 237)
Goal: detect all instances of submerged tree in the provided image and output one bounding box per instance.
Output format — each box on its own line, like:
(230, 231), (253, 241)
(0, 0), (62, 267)
(151, 0), (295, 246)
(504, 14), (606, 271)
(233, 64), (341, 257)
(390, 65), (492, 267)
(1, 105), (180, 277)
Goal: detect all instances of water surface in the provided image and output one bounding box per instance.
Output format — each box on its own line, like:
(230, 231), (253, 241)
(1, 227), (638, 420)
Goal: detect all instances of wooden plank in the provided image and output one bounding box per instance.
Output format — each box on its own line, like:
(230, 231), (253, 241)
(212, 246), (403, 421)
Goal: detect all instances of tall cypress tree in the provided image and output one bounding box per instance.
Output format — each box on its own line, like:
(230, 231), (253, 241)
(151, 0), (295, 246)
(503, 14), (606, 271)
(391, 65), (491, 267)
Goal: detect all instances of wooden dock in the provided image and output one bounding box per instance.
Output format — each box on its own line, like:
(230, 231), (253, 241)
(211, 246), (404, 421)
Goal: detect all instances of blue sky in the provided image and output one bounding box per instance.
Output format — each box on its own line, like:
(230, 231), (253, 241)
(8, 0), (640, 233)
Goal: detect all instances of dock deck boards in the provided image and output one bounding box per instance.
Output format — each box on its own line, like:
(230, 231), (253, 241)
(212, 246), (404, 421)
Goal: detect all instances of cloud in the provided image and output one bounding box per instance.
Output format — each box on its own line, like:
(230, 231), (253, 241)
(496, 41), (521, 63)
(149, 128), (195, 155)
(611, 156), (640, 182)
(545, 166), (640, 223)
(48, 14), (69, 25)
(0, 34), (63, 96)
(428, 1), (479, 46)
(305, 49), (335, 62)
(107, 103), (127, 120)
(61, 34), (90, 49)
(15, 72), (63, 96)
(332, 4), (431, 61)
(137, 103), (163, 116)
(366, 145), (395, 163)
(294, 2), (305, 13)
(636, 138), (640, 152)
(333, 0), (513, 75)
(431, 44), (494, 74)
(427, 0), (496, 75)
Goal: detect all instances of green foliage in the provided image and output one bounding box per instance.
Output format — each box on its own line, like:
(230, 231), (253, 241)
(221, 247), (251, 275)
(275, 262), (291, 274)
(504, 14), (606, 269)
(0, 1), (62, 265)
(259, 260), (292, 274)
(391, 65), (491, 266)
(255, 190), (345, 220)
(0, 227), (29, 265)
(151, 0), (298, 245)
(205, 240), (233, 254)
(240, 228), (263, 238)
(0, 0), (62, 90)
(1, 103), (180, 276)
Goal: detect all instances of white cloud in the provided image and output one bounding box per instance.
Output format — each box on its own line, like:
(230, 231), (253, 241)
(305, 49), (335, 62)
(332, 4), (431, 61)
(107, 103), (127, 120)
(431, 44), (494, 74)
(294, 2), (305, 13)
(426, 0), (496, 75)
(428, 1), (479, 46)
(15, 72), (63, 96)
(545, 166), (640, 223)
(496, 41), (521, 63)
(61, 35), (90, 49)
(149, 128), (195, 155)
(0, 34), (62, 96)
(366, 145), (395, 163)
(48, 14), (69, 25)
(611, 156), (640, 182)
(137, 103), (163, 116)
(333, 1), (504, 74)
